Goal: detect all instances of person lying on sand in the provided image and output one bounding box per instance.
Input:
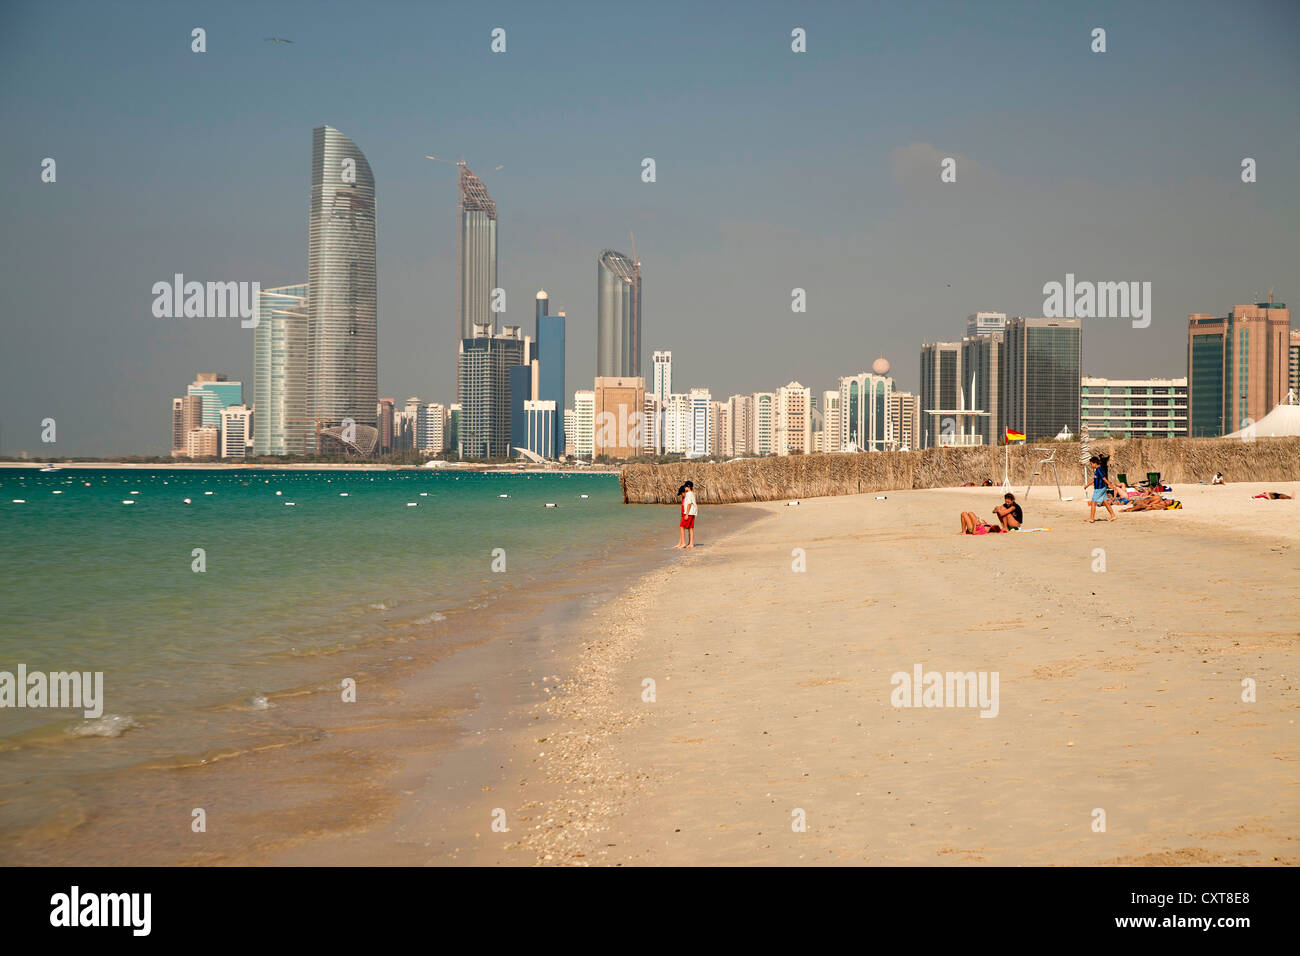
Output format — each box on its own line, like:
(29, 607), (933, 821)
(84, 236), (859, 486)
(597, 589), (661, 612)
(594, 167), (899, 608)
(1122, 490), (1181, 511)
(960, 512), (1004, 534)
(1252, 491), (1293, 499)
(993, 493), (1023, 530)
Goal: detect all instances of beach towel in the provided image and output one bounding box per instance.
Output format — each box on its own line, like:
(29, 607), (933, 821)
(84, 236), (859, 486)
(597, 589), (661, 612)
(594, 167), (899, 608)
(1012, 527), (1053, 533)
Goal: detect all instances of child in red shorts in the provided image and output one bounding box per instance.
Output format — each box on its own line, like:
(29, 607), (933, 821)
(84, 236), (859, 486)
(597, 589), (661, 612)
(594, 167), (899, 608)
(674, 481), (697, 549)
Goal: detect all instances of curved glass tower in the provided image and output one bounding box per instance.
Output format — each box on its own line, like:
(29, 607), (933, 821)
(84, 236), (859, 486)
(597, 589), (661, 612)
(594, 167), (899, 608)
(309, 126), (377, 432)
(458, 164), (498, 341)
(597, 249), (641, 379)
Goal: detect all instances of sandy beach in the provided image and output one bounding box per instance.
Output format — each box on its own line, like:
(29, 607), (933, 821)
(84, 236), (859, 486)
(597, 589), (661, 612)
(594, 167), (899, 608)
(502, 481), (1300, 865)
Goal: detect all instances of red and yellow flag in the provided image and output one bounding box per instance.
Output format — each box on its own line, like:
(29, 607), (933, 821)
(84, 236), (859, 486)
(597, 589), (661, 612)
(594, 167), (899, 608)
(1004, 428), (1026, 442)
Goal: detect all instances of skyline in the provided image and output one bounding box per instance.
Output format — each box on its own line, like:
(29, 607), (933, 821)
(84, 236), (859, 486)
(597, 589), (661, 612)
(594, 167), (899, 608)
(3, 0), (1299, 455)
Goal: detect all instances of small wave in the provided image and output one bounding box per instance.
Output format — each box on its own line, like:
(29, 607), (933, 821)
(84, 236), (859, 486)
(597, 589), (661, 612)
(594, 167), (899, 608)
(67, 714), (139, 738)
(369, 601), (391, 611)
(248, 693), (275, 710)
(413, 612), (446, 625)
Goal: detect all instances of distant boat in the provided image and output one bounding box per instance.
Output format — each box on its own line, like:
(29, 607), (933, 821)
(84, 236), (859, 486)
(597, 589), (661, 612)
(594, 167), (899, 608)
(39, 466), (60, 472)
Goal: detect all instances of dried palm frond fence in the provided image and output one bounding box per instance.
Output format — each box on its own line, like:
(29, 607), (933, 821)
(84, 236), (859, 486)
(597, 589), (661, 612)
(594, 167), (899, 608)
(619, 437), (1300, 505)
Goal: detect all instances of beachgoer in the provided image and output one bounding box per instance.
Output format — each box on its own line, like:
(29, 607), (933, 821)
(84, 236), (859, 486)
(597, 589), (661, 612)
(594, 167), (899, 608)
(1252, 491), (1293, 499)
(1211, 472), (1225, 485)
(1085, 454), (1118, 523)
(1122, 490), (1179, 511)
(674, 480), (697, 549)
(994, 493), (1023, 530)
(960, 512), (1002, 534)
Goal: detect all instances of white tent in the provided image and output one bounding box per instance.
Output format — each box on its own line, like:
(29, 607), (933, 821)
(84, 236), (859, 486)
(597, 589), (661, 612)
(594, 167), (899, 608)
(1225, 403), (1300, 439)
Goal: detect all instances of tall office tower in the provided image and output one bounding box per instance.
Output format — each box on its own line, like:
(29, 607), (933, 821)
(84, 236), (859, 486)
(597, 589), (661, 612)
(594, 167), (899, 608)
(448, 404), (461, 453)
(458, 325), (527, 459)
(1290, 329), (1300, 403)
(308, 126), (378, 450)
(821, 390), (842, 453)
(642, 395), (661, 454)
(508, 342), (535, 456)
(220, 405), (252, 459)
(961, 330), (1004, 447)
(185, 426), (220, 458)
(728, 394), (753, 456)
(597, 249), (642, 378)
(651, 350), (672, 403)
(775, 382), (812, 455)
(593, 377), (646, 459)
(188, 373), (243, 427)
(458, 164), (499, 341)
(391, 411), (415, 450)
(1081, 377), (1188, 438)
(404, 396), (423, 447)
(535, 289), (548, 325)
(376, 398), (395, 452)
(253, 283), (309, 455)
(1002, 317), (1082, 443)
(965, 311), (1008, 338)
(171, 398), (185, 455)
(711, 401), (730, 458)
(1187, 297), (1291, 436)
(563, 407), (575, 456)
(687, 388), (712, 458)
(536, 297), (566, 458)
(889, 391), (921, 451)
(664, 393), (690, 454)
(751, 392), (776, 455)
(919, 342), (961, 448)
(838, 373), (894, 452)
(573, 390), (595, 459)
(177, 394), (204, 451)
(421, 402), (447, 452)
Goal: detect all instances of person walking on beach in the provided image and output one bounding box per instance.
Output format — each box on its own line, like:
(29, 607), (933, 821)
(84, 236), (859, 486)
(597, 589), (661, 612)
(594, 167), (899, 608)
(674, 481), (697, 549)
(1085, 454), (1118, 523)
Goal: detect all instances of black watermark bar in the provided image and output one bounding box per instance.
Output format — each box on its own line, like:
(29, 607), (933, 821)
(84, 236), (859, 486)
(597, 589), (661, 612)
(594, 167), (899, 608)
(1, 866), (1282, 943)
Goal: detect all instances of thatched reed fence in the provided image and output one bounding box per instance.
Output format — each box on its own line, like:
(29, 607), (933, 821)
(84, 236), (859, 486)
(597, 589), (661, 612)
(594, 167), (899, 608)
(619, 437), (1300, 504)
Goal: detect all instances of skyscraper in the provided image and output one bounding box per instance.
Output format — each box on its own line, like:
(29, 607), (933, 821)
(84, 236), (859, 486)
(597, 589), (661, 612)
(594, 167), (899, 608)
(775, 382), (811, 455)
(573, 390), (595, 459)
(593, 376), (646, 459)
(688, 387), (712, 458)
(889, 391), (920, 451)
(597, 249), (641, 378)
(253, 283), (309, 455)
(920, 342), (988, 447)
(962, 330), (1004, 447)
(535, 293), (566, 459)
(458, 326), (527, 459)
(1002, 317), (1082, 442)
(220, 405), (252, 459)
(965, 311), (1007, 338)
(459, 164), (499, 341)
(308, 126), (377, 446)
(821, 391), (841, 453)
(838, 373), (893, 452)
(1187, 297), (1290, 437)
(1289, 329), (1300, 403)
(188, 373), (243, 427)
(751, 392), (776, 455)
(728, 394), (753, 456)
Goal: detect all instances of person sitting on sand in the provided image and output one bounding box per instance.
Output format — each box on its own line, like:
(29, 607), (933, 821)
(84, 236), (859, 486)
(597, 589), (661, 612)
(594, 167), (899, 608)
(1211, 472), (1225, 485)
(960, 512), (1003, 534)
(993, 493), (1023, 531)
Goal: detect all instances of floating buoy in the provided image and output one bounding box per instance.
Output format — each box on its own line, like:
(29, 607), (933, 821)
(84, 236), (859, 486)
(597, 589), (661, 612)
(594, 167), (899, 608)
(52, 491), (63, 495)
(11, 499), (26, 504)
(275, 490), (282, 496)
(545, 503), (557, 508)
(183, 498), (192, 504)
(121, 500), (135, 505)
(284, 502), (296, 506)
(406, 502), (418, 507)
(580, 494), (589, 499)
(339, 493), (349, 496)
(129, 491), (140, 495)
(204, 491), (214, 496)
(498, 494), (509, 498)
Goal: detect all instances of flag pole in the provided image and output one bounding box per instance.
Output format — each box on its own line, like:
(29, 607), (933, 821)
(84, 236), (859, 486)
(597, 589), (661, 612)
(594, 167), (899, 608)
(1000, 431), (1012, 492)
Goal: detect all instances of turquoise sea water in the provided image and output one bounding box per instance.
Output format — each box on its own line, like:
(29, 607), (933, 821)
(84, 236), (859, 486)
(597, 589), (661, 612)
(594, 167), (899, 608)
(0, 468), (665, 838)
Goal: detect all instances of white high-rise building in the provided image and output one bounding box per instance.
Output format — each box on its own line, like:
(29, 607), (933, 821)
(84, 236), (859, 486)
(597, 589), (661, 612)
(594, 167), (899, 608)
(966, 311), (1007, 338)
(220, 405), (252, 459)
(822, 390), (842, 453)
(775, 382), (811, 455)
(563, 408), (575, 457)
(664, 393), (690, 454)
(838, 373), (895, 452)
(728, 394), (753, 456)
(711, 401), (730, 458)
(751, 392), (775, 455)
(421, 402), (447, 452)
(688, 388), (712, 457)
(643, 395), (661, 455)
(573, 390), (595, 459)
(652, 350), (672, 403)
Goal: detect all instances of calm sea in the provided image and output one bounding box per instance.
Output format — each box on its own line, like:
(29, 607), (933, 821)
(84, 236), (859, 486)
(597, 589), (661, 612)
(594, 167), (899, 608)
(0, 467), (669, 843)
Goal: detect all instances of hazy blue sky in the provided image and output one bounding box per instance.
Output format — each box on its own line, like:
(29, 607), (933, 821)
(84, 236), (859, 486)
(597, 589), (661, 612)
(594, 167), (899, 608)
(2, 0), (1297, 455)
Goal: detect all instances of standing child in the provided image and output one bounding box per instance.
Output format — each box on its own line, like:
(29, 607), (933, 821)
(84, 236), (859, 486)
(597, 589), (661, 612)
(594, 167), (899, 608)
(1085, 454), (1118, 523)
(674, 480), (697, 549)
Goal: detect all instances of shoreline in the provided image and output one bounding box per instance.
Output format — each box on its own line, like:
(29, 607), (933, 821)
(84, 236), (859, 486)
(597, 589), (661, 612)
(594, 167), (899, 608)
(0, 461), (621, 474)
(515, 481), (1300, 865)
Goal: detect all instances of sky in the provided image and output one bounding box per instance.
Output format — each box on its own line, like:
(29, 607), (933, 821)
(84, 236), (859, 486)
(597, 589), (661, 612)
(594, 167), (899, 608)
(1, 0), (1298, 455)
